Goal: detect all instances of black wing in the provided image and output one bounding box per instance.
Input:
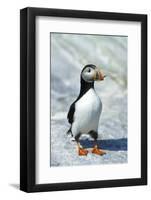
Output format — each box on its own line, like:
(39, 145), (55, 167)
(67, 102), (75, 124)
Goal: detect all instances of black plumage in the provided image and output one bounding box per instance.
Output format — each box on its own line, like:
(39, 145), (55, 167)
(67, 64), (96, 125)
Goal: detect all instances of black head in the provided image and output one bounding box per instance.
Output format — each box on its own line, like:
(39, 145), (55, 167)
(81, 64), (105, 83)
(77, 64), (106, 98)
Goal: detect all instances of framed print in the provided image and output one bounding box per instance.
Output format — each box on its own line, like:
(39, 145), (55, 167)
(20, 7), (147, 192)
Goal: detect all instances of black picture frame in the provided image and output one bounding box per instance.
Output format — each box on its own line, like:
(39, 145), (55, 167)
(20, 7), (147, 192)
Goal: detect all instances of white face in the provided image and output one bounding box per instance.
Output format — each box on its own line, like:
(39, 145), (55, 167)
(81, 67), (96, 82)
(81, 66), (105, 83)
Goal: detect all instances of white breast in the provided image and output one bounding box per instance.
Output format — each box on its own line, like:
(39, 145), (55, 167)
(72, 89), (102, 136)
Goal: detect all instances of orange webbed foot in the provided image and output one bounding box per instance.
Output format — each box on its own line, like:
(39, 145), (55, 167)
(78, 148), (88, 156)
(92, 145), (106, 156)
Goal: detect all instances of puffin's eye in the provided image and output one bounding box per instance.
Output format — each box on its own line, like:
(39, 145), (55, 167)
(88, 68), (91, 73)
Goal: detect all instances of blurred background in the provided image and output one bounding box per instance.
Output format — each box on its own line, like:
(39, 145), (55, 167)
(50, 33), (128, 167)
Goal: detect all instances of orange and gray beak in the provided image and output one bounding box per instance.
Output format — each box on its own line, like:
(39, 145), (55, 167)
(94, 68), (106, 81)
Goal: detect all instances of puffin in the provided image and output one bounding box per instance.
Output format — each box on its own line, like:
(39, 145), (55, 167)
(67, 64), (106, 156)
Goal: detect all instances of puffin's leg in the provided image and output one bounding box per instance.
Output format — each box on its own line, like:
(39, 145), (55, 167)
(92, 143), (106, 155)
(75, 133), (88, 156)
(77, 142), (88, 156)
(89, 131), (106, 156)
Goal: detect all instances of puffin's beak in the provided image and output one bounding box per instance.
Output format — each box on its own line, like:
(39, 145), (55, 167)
(94, 68), (106, 81)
